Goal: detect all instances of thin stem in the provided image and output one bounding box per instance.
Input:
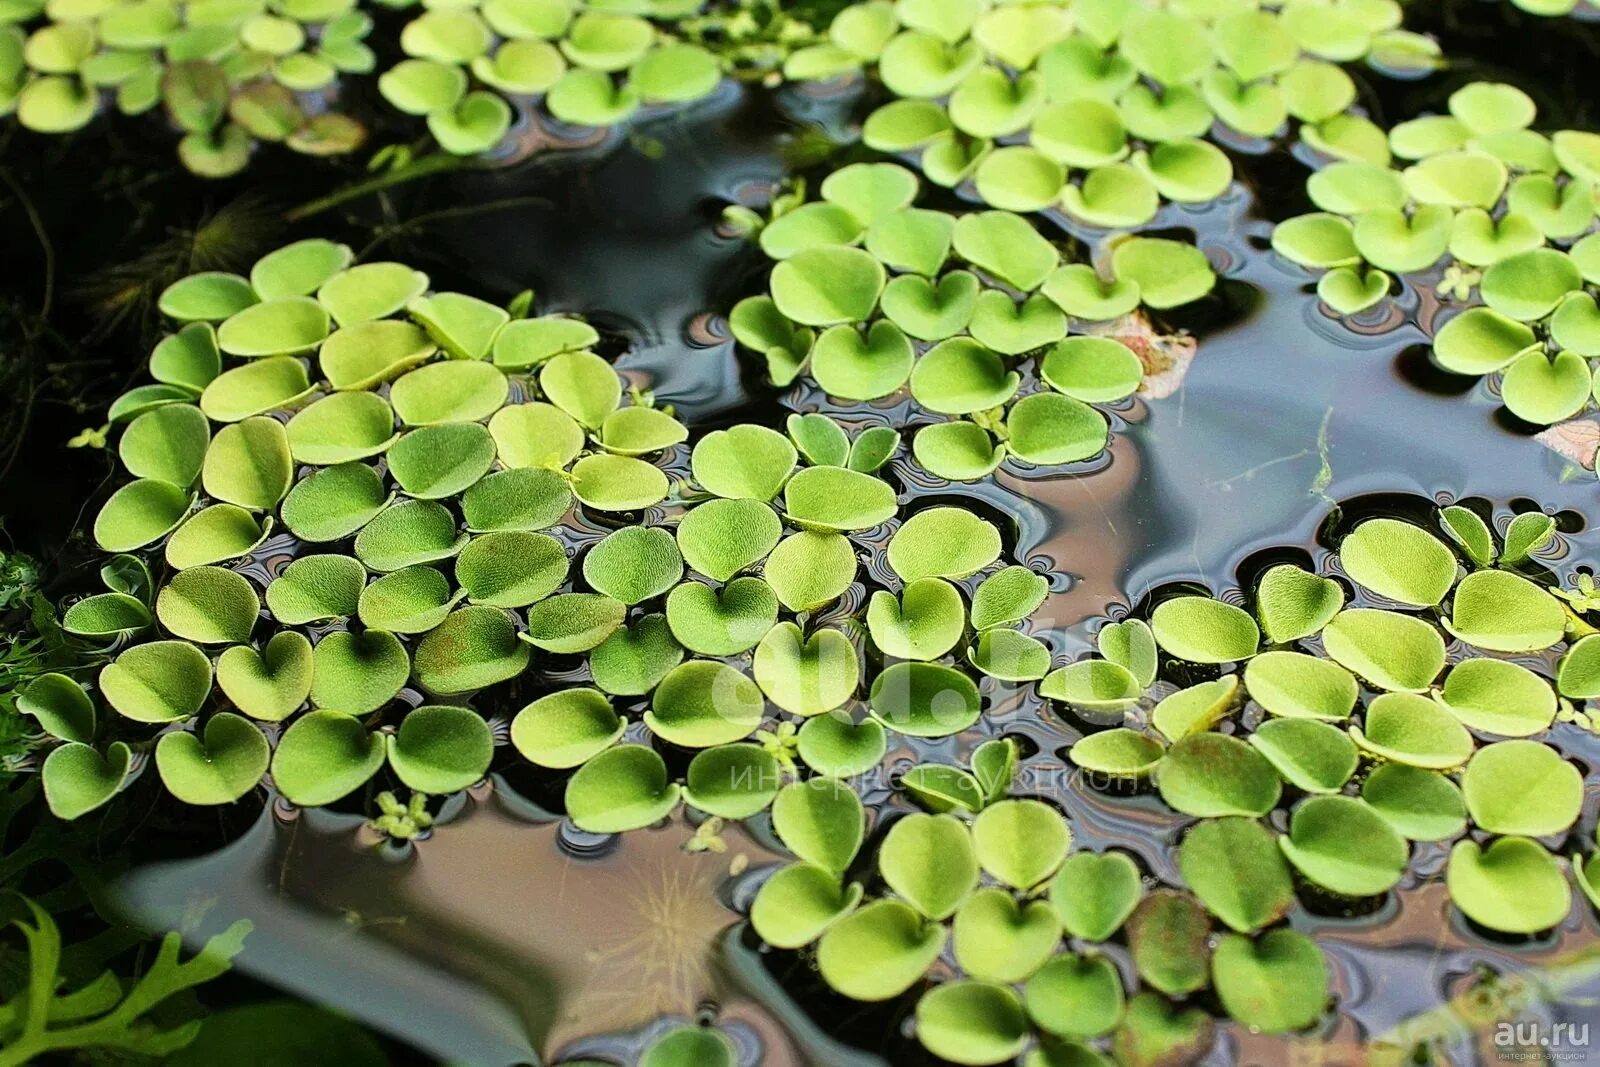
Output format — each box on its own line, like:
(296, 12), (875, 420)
(283, 152), (471, 223)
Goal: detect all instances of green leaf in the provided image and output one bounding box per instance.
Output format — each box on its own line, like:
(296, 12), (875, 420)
(1321, 609), (1446, 692)
(578, 526), (680, 606)
(1127, 890), (1210, 996)
(1151, 677), (1238, 742)
(386, 704), (493, 793)
(1050, 850), (1142, 942)
(264, 554), (364, 625)
(18, 674), (96, 742)
(915, 981), (1029, 1066)
(1255, 564), (1344, 643)
(511, 688), (622, 769)
(1360, 763), (1467, 842)
(1247, 718), (1357, 793)
(1179, 817), (1294, 932)
(870, 661), (981, 737)
(797, 713), (886, 778)
(217, 631), (312, 722)
(753, 622), (858, 715)
(1242, 651), (1358, 720)
(1435, 657), (1556, 737)
(1023, 954), (1124, 1039)
(817, 899), (946, 1001)
(1150, 596), (1259, 663)
(691, 424), (797, 501)
(524, 592), (626, 653)
(1447, 837), (1571, 934)
(43, 742), (132, 820)
(1278, 795), (1408, 896)
(155, 566), (259, 644)
(414, 605), (530, 693)
(683, 743), (781, 819)
(1461, 740), (1582, 837)
(588, 614), (684, 697)
(311, 629), (409, 711)
(952, 888), (1060, 984)
(645, 660), (763, 747)
(215, 297), (329, 359)
(750, 862), (864, 949)
(1211, 930), (1328, 1033)
(666, 578), (779, 657)
(156, 712), (270, 805)
(771, 777), (864, 873)
(1157, 734), (1281, 818)
(271, 710), (385, 806)
(1444, 569), (1566, 652)
(565, 744), (681, 833)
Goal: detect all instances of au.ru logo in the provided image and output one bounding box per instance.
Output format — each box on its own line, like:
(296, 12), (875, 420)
(1495, 1022), (1591, 1063)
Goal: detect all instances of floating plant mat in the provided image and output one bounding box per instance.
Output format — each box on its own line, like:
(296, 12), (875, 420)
(1, 0), (374, 176)
(30, 237), (1600, 1065)
(13, 2), (1600, 1064)
(40, 242), (1078, 837)
(725, 159), (1213, 480)
(1271, 78), (1600, 439)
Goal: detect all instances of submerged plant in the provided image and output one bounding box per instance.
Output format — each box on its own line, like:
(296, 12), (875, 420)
(0, 898), (251, 1064)
(1, 0), (371, 176)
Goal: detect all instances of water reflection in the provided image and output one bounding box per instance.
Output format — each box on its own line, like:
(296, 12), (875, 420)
(119, 791), (877, 1066)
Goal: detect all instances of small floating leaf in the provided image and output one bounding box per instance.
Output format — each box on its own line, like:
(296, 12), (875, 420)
(565, 744), (681, 833)
(1461, 740), (1582, 837)
(1179, 817), (1293, 932)
(1050, 850), (1142, 942)
(1321, 609), (1445, 692)
(1157, 734), (1281, 818)
(271, 710), (385, 806)
(1151, 596), (1260, 663)
(1211, 930), (1328, 1034)
(156, 712), (270, 805)
(1447, 837), (1570, 934)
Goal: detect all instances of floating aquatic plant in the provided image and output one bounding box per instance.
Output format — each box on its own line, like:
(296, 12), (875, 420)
(1, 0), (372, 175)
(729, 160), (1199, 479)
(1273, 80), (1600, 432)
(788, 0), (1437, 191)
(380, 0), (727, 154)
(41, 242), (1069, 840)
(731, 494), (1594, 1061)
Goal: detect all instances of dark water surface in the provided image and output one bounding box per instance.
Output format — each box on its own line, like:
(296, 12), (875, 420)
(102, 63), (1600, 1066)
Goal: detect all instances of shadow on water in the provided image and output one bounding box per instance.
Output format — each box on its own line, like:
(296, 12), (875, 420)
(100, 26), (1600, 1066)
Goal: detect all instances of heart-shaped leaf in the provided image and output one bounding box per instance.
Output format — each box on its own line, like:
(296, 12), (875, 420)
(156, 712), (271, 805)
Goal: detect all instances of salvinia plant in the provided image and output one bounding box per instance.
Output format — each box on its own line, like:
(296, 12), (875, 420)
(726, 160), (1215, 480)
(26, 239), (1066, 836)
(0, 0), (373, 176)
(1273, 81), (1600, 431)
(782, 0), (1441, 196)
(751, 499), (1600, 1063)
(376, 0), (732, 155)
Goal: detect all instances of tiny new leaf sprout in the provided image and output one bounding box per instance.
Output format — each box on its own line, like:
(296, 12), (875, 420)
(725, 160), (1190, 479)
(1276, 80), (1600, 427)
(5, 8), (372, 176)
